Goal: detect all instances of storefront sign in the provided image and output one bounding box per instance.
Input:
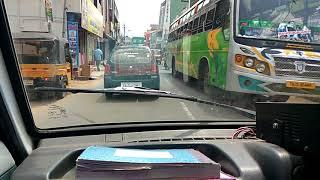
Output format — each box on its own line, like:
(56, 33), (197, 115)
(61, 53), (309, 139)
(81, 0), (103, 37)
(67, 21), (79, 68)
(45, 0), (53, 22)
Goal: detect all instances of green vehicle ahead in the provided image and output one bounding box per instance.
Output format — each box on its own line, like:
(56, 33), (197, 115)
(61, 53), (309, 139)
(104, 46), (160, 97)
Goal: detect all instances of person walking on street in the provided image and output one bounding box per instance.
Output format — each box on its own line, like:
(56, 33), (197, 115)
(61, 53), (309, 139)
(94, 47), (103, 71)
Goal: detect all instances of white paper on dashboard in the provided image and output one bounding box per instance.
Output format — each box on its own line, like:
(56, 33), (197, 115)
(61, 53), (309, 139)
(114, 149), (173, 159)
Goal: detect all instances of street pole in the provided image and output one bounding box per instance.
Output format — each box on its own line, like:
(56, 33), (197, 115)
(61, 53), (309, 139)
(62, 0), (67, 38)
(48, 22), (52, 33)
(123, 24), (126, 44)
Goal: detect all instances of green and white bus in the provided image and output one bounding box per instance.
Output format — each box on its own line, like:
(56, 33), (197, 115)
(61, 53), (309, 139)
(167, 0), (320, 102)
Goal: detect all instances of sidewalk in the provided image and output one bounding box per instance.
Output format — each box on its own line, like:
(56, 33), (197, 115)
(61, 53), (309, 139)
(90, 69), (104, 79)
(68, 68), (104, 89)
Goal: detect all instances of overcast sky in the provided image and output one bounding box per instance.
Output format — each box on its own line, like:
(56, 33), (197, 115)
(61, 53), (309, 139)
(116, 0), (164, 37)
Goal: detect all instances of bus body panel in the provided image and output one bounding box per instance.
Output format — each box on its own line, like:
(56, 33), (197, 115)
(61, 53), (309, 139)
(169, 28), (229, 89)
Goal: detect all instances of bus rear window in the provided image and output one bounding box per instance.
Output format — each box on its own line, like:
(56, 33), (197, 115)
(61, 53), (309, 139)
(111, 49), (152, 64)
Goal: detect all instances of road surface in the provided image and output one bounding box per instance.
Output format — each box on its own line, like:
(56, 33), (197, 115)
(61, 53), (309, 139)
(30, 67), (253, 129)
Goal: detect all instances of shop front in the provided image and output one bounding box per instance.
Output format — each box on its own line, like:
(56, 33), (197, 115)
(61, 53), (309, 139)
(79, 0), (104, 77)
(67, 12), (81, 78)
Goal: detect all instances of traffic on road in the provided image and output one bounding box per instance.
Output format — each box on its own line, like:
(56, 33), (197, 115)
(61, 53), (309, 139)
(3, 1), (320, 180)
(30, 66), (253, 129)
(4, 0), (320, 130)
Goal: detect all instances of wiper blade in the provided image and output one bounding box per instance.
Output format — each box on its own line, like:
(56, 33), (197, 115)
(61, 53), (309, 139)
(33, 87), (255, 118)
(34, 86), (180, 96)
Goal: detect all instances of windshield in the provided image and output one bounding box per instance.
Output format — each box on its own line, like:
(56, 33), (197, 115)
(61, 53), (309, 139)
(4, 0), (319, 130)
(15, 40), (58, 64)
(237, 0), (320, 44)
(110, 47), (152, 64)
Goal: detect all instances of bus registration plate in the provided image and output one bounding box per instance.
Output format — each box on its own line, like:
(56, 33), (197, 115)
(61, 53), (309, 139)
(286, 80), (316, 90)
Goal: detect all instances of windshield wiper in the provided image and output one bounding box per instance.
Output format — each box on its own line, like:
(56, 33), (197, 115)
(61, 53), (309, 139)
(33, 87), (255, 118)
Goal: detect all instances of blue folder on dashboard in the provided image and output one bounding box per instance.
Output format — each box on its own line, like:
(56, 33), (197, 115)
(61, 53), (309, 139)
(76, 146), (222, 180)
(77, 146), (202, 164)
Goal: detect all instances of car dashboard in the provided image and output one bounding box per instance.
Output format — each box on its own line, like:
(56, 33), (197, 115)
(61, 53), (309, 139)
(9, 128), (304, 180)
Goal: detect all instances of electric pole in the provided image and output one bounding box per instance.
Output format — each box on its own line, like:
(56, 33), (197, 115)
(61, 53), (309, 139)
(62, 0), (67, 38)
(123, 24), (126, 44)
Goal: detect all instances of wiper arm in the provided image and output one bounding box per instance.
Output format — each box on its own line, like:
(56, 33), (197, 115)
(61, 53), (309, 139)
(33, 87), (255, 118)
(34, 86), (182, 97)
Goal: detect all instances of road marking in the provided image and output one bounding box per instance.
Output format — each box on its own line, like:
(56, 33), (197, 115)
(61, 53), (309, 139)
(180, 102), (196, 120)
(70, 111), (96, 124)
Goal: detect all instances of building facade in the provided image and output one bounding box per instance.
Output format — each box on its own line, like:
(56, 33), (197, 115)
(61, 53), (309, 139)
(158, 0), (189, 50)
(66, 0), (104, 70)
(150, 30), (162, 49)
(159, 1), (166, 32)
(158, 1), (166, 49)
(146, 0), (188, 50)
(169, 0), (189, 23)
(5, 0), (67, 37)
(5, 0), (119, 77)
(145, 24), (160, 48)
(103, 0), (120, 60)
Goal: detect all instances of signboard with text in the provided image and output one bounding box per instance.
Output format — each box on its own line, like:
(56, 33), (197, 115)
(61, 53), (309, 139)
(132, 37), (145, 46)
(67, 21), (79, 68)
(81, 0), (103, 37)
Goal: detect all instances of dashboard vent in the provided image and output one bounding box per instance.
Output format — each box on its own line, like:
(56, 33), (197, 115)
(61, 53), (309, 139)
(276, 112), (303, 142)
(256, 103), (320, 155)
(127, 137), (235, 144)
